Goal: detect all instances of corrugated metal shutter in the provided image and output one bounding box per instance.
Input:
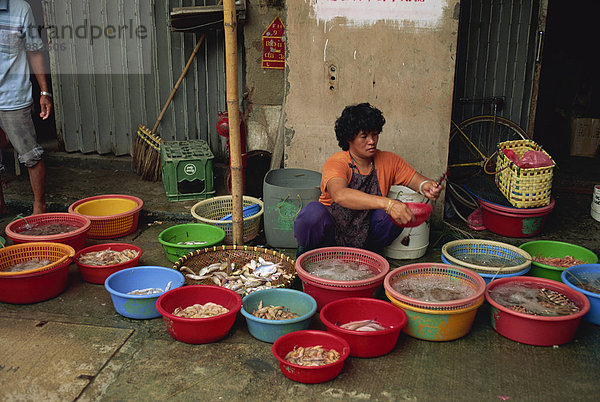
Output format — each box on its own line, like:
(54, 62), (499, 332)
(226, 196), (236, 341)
(452, 0), (539, 132)
(43, 0), (245, 160)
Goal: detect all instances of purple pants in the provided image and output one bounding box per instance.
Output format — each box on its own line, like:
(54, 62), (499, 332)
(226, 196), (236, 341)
(293, 201), (403, 251)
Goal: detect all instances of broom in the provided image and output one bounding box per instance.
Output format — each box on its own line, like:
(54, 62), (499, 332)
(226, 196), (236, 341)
(134, 33), (206, 181)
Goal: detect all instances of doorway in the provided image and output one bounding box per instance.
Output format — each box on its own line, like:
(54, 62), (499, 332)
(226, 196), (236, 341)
(533, 2), (600, 162)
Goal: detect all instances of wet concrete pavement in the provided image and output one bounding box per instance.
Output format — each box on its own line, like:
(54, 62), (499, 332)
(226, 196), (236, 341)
(0, 149), (599, 401)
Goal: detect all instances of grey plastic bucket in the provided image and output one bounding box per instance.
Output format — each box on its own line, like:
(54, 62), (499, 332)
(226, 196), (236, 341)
(263, 168), (322, 248)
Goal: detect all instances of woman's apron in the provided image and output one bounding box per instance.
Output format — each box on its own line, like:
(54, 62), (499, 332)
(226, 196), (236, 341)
(327, 154), (382, 248)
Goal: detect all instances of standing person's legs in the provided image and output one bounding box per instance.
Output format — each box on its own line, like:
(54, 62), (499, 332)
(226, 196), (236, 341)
(0, 106), (47, 215)
(365, 209), (403, 252)
(294, 201), (335, 255)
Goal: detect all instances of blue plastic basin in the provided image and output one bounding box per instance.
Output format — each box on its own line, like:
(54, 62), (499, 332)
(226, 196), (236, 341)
(241, 288), (317, 343)
(561, 264), (600, 325)
(104, 266), (185, 319)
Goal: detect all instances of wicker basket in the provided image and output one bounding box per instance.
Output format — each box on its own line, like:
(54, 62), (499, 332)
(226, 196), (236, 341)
(173, 245), (296, 293)
(0, 242), (76, 276)
(441, 239), (532, 274)
(384, 263), (486, 311)
(495, 140), (555, 208)
(191, 196), (263, 244)
(295, 247), (389, 288)
(68, 195), (143, 239)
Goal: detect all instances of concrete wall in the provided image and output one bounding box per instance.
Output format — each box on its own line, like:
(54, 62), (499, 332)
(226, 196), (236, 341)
(243, 0), (286, 154)
(283, 0), (459, 186)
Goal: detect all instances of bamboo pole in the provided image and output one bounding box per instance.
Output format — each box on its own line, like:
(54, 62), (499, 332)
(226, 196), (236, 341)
(223, 0), (244, 245)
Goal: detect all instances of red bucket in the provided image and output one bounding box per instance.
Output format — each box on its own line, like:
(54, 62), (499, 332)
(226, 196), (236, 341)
(478, 198), (555, 238)
(485, 276), (590, 346)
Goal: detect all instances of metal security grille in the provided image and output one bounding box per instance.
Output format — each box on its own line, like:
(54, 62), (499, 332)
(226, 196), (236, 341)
(452, 0), (540, 131)
(43, 0), (245, 160)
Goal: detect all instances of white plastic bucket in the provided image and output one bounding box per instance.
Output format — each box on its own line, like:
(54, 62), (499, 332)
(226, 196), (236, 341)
(384, 186), (430, 259)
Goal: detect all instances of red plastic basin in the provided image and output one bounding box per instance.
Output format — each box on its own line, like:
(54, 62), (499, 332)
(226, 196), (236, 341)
(5, 212), (91, 251)
(320, 297), (407, 358)
(156, 285), (242, 344)
(485, 276), (590, 346)
(272, 330), (350, 384)
(479, 198), (555, 237)
(75, 243), (142, 284)
(0, 259), (71, 304)
(300, 277), (383, 311)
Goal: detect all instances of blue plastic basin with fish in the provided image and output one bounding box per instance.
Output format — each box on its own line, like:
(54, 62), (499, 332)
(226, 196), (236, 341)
(241, 288), (317, 343)
(104, 266), (185, 319)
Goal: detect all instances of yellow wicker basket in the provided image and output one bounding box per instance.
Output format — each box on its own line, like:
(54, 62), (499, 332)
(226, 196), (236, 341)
(191, 195), (264, 244)
(495, 140), (555, 208)
(173, 245), (296, 292)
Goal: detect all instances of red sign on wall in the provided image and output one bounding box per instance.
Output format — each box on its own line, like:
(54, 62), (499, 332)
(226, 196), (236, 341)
(262, 17), (285, 70)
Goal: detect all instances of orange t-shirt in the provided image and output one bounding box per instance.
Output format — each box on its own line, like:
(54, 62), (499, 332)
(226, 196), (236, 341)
(319, 150), (416, 206)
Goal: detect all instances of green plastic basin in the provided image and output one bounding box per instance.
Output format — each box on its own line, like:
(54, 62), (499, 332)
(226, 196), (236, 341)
(519, 240), (599, 282)
(158, 223), (225, 263)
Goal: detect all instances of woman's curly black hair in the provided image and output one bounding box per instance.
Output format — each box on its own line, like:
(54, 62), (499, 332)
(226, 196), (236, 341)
(334, 103), (386, 151)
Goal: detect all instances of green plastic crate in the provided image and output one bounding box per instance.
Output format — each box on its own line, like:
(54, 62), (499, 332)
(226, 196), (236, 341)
(160, 140), (216, 202)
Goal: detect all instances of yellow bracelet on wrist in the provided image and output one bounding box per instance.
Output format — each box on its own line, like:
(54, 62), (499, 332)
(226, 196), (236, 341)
(385, 199), (394, 215)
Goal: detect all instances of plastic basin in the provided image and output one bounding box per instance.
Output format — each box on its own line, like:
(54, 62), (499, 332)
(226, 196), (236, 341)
(0, 259), (71, 304)
(158, 223), (226, 263)
(156, 285), (242, 344)
(75, 243), (142, 284)
(320, 297), (407, 357)
(74, 198), (138, 216)
(272, 330), (350, 384)
(241, 288), (317, 343)
(485, 276), (590, 346)
(441, 254), (530, 284)
(385, 291), (483, 341)
(519, 240), (598, 282)
(5, 212), (91, 251)
(295, 247), (390, 311)
(561, 264), (600, 325)
(478, 198), (554, 237)
(104, 266), (185, 319)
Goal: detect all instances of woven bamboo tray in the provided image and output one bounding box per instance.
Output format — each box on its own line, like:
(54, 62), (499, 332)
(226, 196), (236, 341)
(441, 239), (532, 274)
(495, 139), (555, 208)
(172, 245), (296, 294)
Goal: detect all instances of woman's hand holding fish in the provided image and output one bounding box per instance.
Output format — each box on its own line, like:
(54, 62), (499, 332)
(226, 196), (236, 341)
(387, 200), (414, 225)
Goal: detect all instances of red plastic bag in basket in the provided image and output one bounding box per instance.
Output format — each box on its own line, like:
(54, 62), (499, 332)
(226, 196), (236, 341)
(502, 148), (519, 163)
(515, 150), (553, 169)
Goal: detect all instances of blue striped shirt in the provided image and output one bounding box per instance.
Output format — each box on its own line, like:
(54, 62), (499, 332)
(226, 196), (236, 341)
(0, 0), (44, 110)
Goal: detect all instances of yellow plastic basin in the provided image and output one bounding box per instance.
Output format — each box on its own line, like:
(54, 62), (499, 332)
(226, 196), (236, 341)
(74, 198), (138, 217)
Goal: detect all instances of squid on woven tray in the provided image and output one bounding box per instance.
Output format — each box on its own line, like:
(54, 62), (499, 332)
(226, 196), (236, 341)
(179, 257), (293, 296)
(284, 345), (341, 366)
(78, 248), (139, 266)
(252, 300), (299, 320)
